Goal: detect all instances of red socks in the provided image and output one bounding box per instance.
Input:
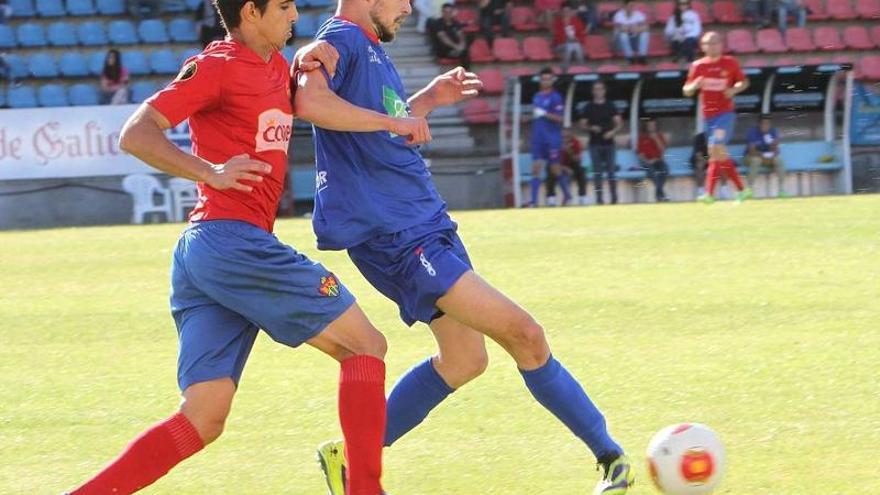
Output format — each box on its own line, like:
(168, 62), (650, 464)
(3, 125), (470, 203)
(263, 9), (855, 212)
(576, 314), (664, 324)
(705, 159), (721, 195)
(339, 355), (387, 495)
(705, 159), (745, 196)
(70, 412), (204, 495)
(723, 159), (745, 190)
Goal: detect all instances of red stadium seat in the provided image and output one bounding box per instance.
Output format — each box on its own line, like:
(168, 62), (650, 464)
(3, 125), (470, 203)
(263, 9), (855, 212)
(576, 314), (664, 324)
(743, 57), (769, 68)
(654, 61), (681, 71)
(855, 0), (880, 18)
(510, 6), (539, 31)
(859, 55), (880, 80)
(727, 29), (759, 54)
(802, 0), (829, 20)
(523, 36), (555, 61)
(597, 63), (622, 73)
(757, 28), (787, 53)
(712, 1), (743, 24)
(536, 0), (564, 10)
(785, 27), (815, 51)
(803, 56), (829, 65)
(773, 57), (799, 67)
(871, 25), (880, 46)
(832, 54), (854, 65)
(827, 0), (857, 20)
(506, 67), (535, 78)
(648, 32), (671, 56)
(469, 38), (495, 63)
(690, 1), (714, 22)
(436, 57), (460, 65)
(652, 1), (674, 24)
(583, 34), (613, 59)
(568, 65), (592, 74)
(454, 8), (479, 33)
(462, 99), (499, 124)
(477, 69), (505, 95)
(814, 26), (845, 51)
(843, 26), (876, 49)
(492, 37), (525, 62)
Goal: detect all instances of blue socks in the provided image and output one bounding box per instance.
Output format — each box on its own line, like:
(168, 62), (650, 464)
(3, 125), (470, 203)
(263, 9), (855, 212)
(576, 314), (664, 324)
(520, 356), (622, 460)
(529, 177), (541, 206)
(384, 358), (454, 447)
(558, 174), (572, 202)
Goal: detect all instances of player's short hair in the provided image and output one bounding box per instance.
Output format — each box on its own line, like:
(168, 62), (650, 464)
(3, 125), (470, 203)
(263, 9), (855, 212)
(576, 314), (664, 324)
(442, 2), (454, 9)
(539, 67), (554, 77)
(213, 0), (271, 31)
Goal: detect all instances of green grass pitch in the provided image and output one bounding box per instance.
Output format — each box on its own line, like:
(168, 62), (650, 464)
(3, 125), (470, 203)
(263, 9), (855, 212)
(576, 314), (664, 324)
(1, 195), (878, 494)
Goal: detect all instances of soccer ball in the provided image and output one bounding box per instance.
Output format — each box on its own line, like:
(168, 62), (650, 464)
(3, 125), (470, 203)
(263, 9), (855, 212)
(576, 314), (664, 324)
(646, 423), (726, 495)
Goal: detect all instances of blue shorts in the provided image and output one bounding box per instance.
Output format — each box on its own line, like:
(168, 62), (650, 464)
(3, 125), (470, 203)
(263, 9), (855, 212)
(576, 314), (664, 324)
(170, 220), (355, 391)
(347, 215), (472, 327)
(531, 136), (561, 163)
(706, 111), (736, 146)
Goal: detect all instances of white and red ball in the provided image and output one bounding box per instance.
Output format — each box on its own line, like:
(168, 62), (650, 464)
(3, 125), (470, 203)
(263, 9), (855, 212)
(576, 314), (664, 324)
(646, 423), (726, 495)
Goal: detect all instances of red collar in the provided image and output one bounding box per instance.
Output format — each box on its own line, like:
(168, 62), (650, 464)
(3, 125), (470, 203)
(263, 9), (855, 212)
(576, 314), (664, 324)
(334, 15), (380, 44)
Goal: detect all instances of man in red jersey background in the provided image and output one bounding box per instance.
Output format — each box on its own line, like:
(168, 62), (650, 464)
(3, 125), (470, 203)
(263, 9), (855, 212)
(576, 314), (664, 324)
(61, 0), (427, 493)
(684, 31), (753, 204)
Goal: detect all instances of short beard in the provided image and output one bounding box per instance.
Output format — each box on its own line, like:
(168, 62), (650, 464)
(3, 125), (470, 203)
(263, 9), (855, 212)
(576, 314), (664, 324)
(370, 8), (403, 42)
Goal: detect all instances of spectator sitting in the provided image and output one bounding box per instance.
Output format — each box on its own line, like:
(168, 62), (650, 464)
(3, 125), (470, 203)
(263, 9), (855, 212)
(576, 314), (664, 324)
(414, 0), (443, 34)
(430, 3), (470, 69)
(552, 3), (586, 72)
(478, 0), (511, 43)
(100, 49), (130, 105)
(613, 0), (649, 65)
(743, 0), (773, 28)
(0, 0), (12, 24)
(195, 0), (225, 48)
(664, 0), (701, 63)
(690, 131), (708, 197)
(777, 0), (807, 34)
(572, 0), (598, 33)
(637, 118), (670, 202)
(746, 114), (788, 197)
(556, 127), (589, 205)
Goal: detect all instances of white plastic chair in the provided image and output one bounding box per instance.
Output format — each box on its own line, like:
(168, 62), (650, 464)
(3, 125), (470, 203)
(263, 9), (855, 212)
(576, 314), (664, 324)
(121, 174), (173, 224)
(167, 177), (200, 222)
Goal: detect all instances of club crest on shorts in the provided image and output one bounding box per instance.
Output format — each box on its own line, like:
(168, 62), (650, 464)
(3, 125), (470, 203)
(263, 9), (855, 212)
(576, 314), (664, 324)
(319, 274), (340, 297)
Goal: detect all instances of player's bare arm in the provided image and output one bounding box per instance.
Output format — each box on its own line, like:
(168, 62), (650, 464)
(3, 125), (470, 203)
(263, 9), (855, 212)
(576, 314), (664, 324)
(119, 104), (271, 192)
(293, 39), (340, 77)
(723, 78), (749, 99)
(295, 69), (432, 145)
(683, 76), (703, 97)
(408, 67), (483, 117)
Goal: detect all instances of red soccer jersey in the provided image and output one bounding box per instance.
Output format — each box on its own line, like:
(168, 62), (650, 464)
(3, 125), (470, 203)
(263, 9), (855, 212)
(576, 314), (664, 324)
(147, 39), (293, 232)
(686, 55), (745, 119)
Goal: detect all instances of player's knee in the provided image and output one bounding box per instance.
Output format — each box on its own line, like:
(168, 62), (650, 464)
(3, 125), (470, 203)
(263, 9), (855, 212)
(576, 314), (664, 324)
(503, 313), (548, 354)
(443, 349), (489, 387)
(348, 327), (388, 360)
(181, 402), (230, 445)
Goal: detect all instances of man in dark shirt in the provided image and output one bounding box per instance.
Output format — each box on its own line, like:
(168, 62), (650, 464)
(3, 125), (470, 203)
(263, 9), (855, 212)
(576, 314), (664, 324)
(579, 81), (624, 204)
(430, 3), (470, 69)
(478, 0), (511, 43)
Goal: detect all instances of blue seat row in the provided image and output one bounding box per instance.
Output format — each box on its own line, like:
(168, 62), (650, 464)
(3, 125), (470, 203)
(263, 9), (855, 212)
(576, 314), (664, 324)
(0, 18), (198, 48)
(2, 81), (165, 108)
(10, 49), (198, 79)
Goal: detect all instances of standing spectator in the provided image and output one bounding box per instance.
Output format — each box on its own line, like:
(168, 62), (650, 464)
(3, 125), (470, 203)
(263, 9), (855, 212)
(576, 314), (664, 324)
(478, 0), (511, 43)
(777, 0), (807, 34)
(0, 0), (12, 24)
(743, 0), (773, 28)
(99, 49), (129, 105)
(414, 0), (443, 34)
(528, 68), (565, 207)
(690, 131), (708, 197)
(637, 118), (670, 202)
(746, 114), (788, 196)
(613, 0), (649, 65)
(550, 127), (589, 205)
(552, 3), (586, 72)
(579, 81), (624, 204)
(430, 3), (470, 69)
(664, 0), (702, 63)
(195, 0), (225, 48)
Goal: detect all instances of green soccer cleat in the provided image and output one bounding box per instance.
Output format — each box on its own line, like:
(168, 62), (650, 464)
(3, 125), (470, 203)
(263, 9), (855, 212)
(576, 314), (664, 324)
(316, 440), (347, 495)
(593, 454), (635, 495)
(737, 187), (754, 201)
(696, 193), (715, 204)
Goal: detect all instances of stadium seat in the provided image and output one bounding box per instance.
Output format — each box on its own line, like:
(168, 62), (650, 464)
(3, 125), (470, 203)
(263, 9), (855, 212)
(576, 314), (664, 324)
(67, 0), (96, 15)
(122, 50), (150, 75)
(28, 53), (59, 78)
(803, 55), (830, 65)
(855, 0), (880, 18)
(47, 21), (78, 47)
(523, 36), (555, 61)
(535, 0), (564, 10)
(138, 19), (170, 44)
(597, 63), (622, 73)
(827, 0), (857, 19)
(16, 23), (47, 48)
(727, 29), (758, 54)
(742, 57), (768, 68)
(4, 54), (29, 79)
(151, 49), (179, 74)
(690, 1), (713, 22)
(178, 47), (201, 65)
(9, 0), (36, 17)
(652, 1), (674, 24)
(712, 0), (743, 24)
(648, 32), (671, 56)
(454, 8), (479, 33)
(108, 20), (138, 45)
(0, 25), (15, 49)
(469, 38), (494, 63)
(295, 14), (318, 37)
(462, 98), (499, 124)
(69, 83), (100, 105)
(871, 25), (880, 46)
(169, 18), (199, 42)
(35, 0), (65, 16)
(861, 55), (880, 80)
(493, 37), (524, 62)
(757, 29), (786, 53)
(38, 84), (68, 106)
(184, 0), (200, 9)
(95, 0), (125, 14)
(773, 57), (799, 67)
(843, 26), (876, 50)
(78, 21), (108, 46)
(131, 81), (159, 103)
(58, 52), (90, 77)
(477, 69), (505, 95)
(506, 67), (536, 78)
(802, 0), (829, 20)
(87, 51), (105, 75)
(785, 27), (815, 52)
(9, 85), (38, 108)
(568, 65), (592, 74)
(654, 61), (680, 71)
(510, 6), (539, 31)
(583, 34), (613, 59)
(815, 26), (845, 51)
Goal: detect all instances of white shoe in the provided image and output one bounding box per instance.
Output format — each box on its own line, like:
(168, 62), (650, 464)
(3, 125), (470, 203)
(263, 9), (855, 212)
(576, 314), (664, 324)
(579, 195), (589, 206)
(547, 196), (558, 207)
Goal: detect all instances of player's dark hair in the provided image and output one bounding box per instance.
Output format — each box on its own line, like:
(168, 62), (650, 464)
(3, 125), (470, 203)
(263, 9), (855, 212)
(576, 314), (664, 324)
(212, 0), (271, 31)
(540, 67), (554, 76)
(102, 48), (122, 83)
(442, 2), (454, 9)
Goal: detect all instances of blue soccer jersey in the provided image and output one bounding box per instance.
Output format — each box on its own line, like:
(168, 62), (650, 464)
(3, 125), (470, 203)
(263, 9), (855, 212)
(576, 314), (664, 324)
(532, 90), (564, 138)
(311, 17), (450, 250)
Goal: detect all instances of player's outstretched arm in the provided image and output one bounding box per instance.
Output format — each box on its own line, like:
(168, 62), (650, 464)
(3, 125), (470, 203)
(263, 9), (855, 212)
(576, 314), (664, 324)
(408, 67), (483, 118)
(295, 70), (432, 145)
(119, 104), (271, 192)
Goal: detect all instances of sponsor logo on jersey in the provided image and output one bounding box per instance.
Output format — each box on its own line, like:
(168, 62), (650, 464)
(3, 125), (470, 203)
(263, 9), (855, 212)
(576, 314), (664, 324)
(319, 274), (340, 297)
(415, 247), (437, 277)
(255, 108), (293, 154)
(702, 77), (729, 92)
(368, 45), (382, 65)
(316, 170), (328, 192)
(383, 85), (409, 138)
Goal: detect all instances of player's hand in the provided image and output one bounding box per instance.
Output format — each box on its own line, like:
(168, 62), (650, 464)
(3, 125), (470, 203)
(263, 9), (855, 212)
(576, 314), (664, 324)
(206, 154), (272, 192)
(723, 88), (737, 99)
(424, 66), (483, 107)
(590, 125), (603, 133)
(389, 116), (432, 145)
(293, 40), (339, 78)
(533, 107), (548, 118)
(692, 76), (704, 89)
(603, 130), (615, 139)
